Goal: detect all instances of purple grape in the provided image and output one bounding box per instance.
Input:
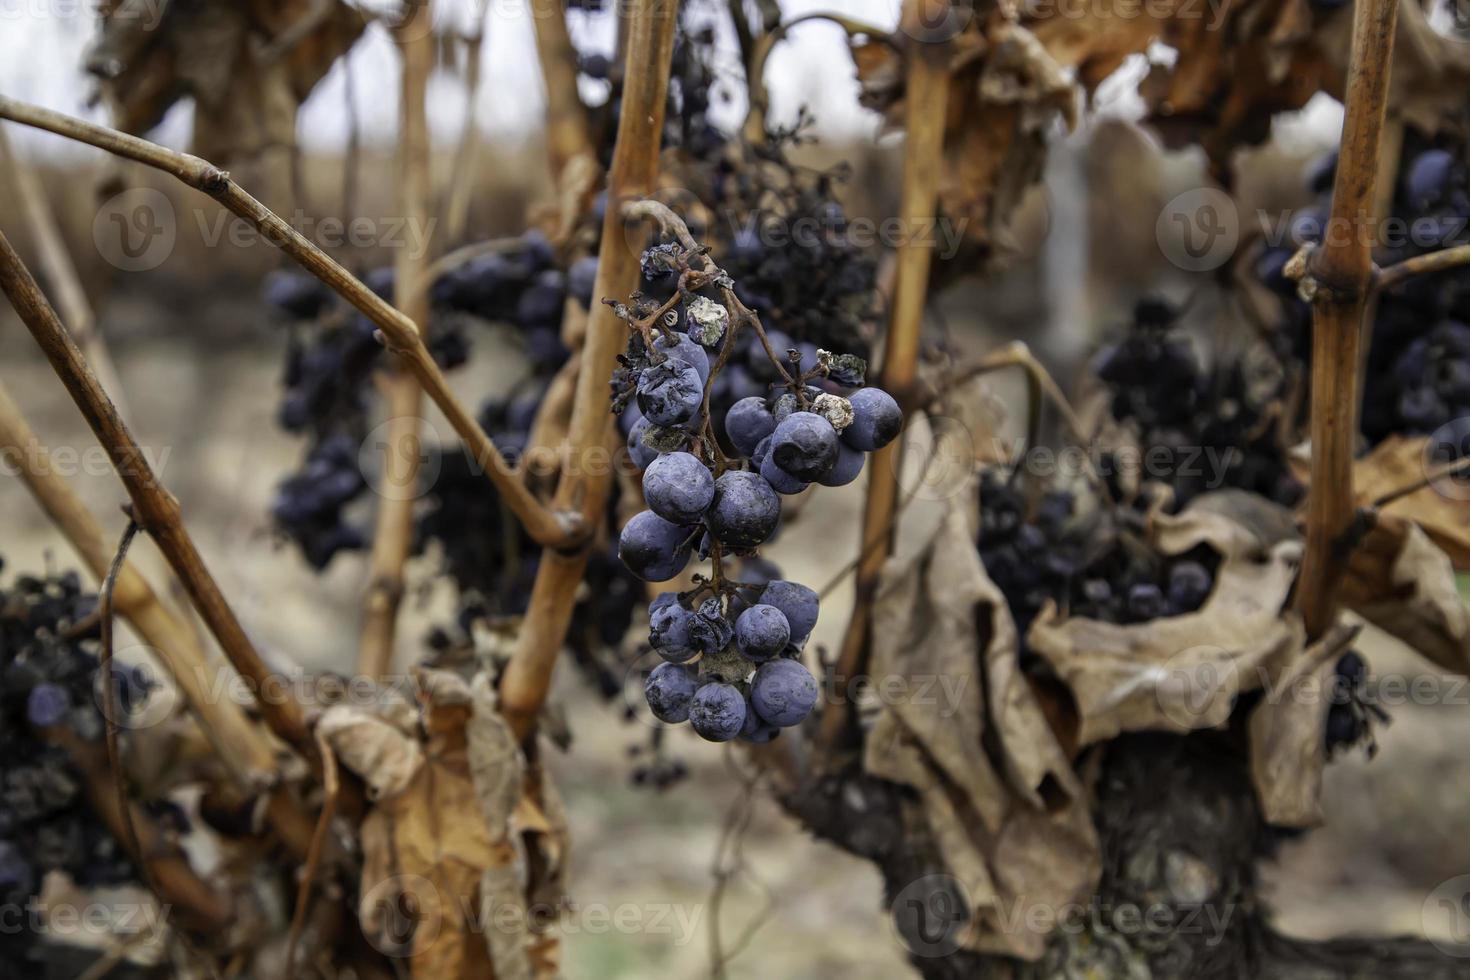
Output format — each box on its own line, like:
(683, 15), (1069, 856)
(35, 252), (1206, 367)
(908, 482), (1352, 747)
(569, 256), (599, 308)
(645, 663), (699, 723)
(1167, 561), (1213, 613)
(842, 387), (902, 452)
(758, 580), (819, 646)
(653, 332), (711, 384)
(618, 510), (694, 581)
(1127, 583), (1167, 621)
(735, 604), (790, 661)
(1406, 149), (1453, 208)
(770, 411), (838, 481)
(759, 455), (808, 495)
(26, 683), (69, 728)
(739, 702), (780, 743)
(751, 435), (772, 469)
(627, 417), (659, 470)
(726, 397), (777, 457)
(650, 599), (700, 663)
(689, 683), (746, 742)
(637, 361), (704, 426)
(750, 659), (818, 728)
(707, 470), (781, 551)
(816, 444), (864, 487)
(690, 597), (734, 653)
(515, 269), (567, 326)
(643, 452), (715, 524)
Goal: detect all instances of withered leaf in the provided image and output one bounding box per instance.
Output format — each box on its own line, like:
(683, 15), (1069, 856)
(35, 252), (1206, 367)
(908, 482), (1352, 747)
(1351, 435), (1470, 569)
(1248, 624), (1359, 828)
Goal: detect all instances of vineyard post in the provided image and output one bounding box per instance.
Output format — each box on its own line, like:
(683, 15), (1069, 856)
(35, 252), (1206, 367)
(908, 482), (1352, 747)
(1296, 0), (1399, 639)
(359, 0), (435, 679)
(498, 0), (681, 742)
(820, 0), (951, 753)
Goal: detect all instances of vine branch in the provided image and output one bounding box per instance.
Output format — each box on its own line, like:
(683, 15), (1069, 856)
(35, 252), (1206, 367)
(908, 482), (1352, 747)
(1295, 0), (1399, 640)
(0, 95), (584, 551)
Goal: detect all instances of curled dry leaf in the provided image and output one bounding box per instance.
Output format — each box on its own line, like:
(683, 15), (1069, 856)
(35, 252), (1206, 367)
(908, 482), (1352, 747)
(1248, 623), (1360, 828)
(354, 669), (532, 979)
(1351, 435), (1470, 569)
(864, 489), (1098, 961)
(1341, 515), (1470, 676)
(1028, 496), (1306, 747)
(317, 703), (424, 801)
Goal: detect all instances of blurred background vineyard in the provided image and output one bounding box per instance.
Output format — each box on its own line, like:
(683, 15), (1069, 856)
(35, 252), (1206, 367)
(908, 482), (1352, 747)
(3, 2), (1469, 976)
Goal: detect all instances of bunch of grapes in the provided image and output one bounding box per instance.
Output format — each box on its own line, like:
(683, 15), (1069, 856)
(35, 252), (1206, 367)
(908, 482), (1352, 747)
(0, 564), (149, 968)
(976, 470), (1219, 649)
(1094, 298), (1303, 507)
(1257, 135), (1470, 443)
(613, 240), (901, 742)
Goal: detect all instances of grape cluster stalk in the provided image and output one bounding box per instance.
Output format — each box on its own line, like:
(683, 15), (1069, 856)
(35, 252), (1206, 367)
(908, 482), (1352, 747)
(610, 236), (900, 742)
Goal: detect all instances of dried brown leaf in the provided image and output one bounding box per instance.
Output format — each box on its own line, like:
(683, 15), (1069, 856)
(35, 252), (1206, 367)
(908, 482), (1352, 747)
(1352, 435), (1470, 568)
(1247, 624), (1359, 828)
(1029, 508), (1305, 746)
(1342, 515), (1470, 676)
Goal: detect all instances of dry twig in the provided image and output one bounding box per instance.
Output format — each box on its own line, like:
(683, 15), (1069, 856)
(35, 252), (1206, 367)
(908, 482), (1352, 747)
(1296, 0), (1400, 639)
(0, 95), (583, 550)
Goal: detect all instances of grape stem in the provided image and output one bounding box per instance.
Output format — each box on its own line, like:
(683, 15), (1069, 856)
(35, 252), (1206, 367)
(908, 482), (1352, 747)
(1374, 243), (1470, 292)
(0, 380), (292, 797)
(819, 0), (952, 759)
(1295, 0), (1400, 641)
(498, 0), (682, 743)
(0, 227), (321, 756)
(359, 3), (436, 680)
(0, 94), (587, 552)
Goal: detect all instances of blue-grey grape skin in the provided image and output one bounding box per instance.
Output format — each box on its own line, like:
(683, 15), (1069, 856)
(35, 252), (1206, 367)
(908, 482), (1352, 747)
(751, 659), (819, 728)
(636, 361), (704, 426)
(689, 683), (747, 742)
(770, 411), (839, 481)
(649, 599), (700, 663)
(735, 604), (790, 661)
(817, 443), (865, 487)
(626, 417), (659, 470)
(758, 580), (819, 647)
(690, 597), (735, 653)
(642, 452), (715, 525)
(759, 454), (808, 495)
(618, 510), (693, 582)
(842, 387), (902, 452)
(645, 663), (699, 723)
(750, 435), (772, 469)
(726, 397), (777, 457)
(26, 683), (69, 728)
(653, 332), (711, 384)
(707, 470), (781, 551)
(739, 700), (780, 743)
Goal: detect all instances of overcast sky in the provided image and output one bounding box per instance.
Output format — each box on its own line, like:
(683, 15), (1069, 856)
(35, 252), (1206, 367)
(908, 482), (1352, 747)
(0, 0), (917, 159)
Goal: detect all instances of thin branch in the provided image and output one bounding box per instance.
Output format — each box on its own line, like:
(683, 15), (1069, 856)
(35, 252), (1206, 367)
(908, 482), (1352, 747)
(497, 0), (681, 743)
(819, 1), (950, 756)
(99, 520), (145, 897)
(286, 729), (341, 979)
(0, 95), (584, 551)
(531, 0), (596, 180)
(359, 2), (436, 680)
(0, 379), (282, 789)
(741, 11), (893, 144)
(443, 0), (491, 244)
(0, 227), (312, 754)
(0, 124), (131, 422)
(1296, 0), (1399, 640)
(1375, 242), (1470, 292)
